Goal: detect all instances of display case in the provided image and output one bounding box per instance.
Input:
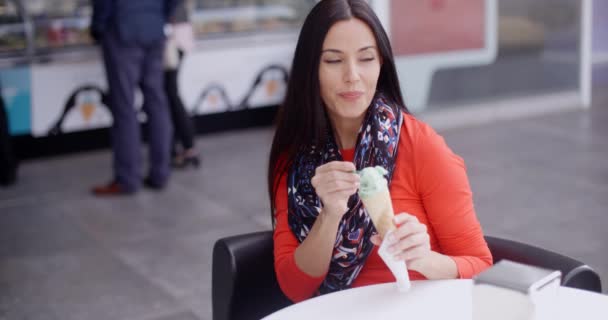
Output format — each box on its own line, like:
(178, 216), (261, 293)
(190, 0), (315, 39)
(14, 0), (103, 137)
(24, 0), (93, 54)
(0, 0), (28, 60)
(0, 0), (320, 139)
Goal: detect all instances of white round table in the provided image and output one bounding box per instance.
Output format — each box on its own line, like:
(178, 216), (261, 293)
(263, 280), (608, 319)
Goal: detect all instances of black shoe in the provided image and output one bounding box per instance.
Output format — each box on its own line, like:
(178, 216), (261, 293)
(172, 152), (200, 169)
(143, 177), (166, 190)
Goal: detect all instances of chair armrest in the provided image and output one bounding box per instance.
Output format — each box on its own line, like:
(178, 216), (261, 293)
(485, 235), (602, 293)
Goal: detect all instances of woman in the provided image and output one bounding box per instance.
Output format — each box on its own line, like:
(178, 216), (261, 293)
(164, 0), (199, 168)
(268, 0), (492, 303)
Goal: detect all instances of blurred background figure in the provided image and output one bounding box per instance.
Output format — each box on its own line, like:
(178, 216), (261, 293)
(90, 0), (179, 195)
(164, 0), (200, 169)
(0, 79), (18, 187)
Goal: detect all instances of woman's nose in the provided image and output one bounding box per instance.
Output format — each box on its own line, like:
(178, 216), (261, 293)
(344, 61), (360, 83)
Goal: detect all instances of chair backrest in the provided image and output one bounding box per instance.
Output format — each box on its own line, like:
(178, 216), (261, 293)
(212, 231), (291, 320)
(485, 235), (602, 293)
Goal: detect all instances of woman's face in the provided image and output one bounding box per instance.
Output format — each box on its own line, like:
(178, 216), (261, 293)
(319, 18), (381, 124)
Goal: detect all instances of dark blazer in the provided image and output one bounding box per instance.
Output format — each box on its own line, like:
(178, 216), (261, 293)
(91, 0), (181, 46)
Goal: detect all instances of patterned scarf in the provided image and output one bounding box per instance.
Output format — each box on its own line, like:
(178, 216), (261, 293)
(287, 93), (403, 295)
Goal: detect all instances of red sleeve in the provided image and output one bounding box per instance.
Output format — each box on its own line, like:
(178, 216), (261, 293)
(273, 172), (326, 302)
(414, 123), (493, 278)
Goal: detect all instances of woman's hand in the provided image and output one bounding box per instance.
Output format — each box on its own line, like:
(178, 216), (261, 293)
(370, 212), (458, 279)
(371, 213), (432, 270)
(374, 212), (431, 261)
(311, 161), (360, 218)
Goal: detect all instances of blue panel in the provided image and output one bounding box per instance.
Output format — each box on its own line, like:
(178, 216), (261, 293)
(0, 66), (32, 135)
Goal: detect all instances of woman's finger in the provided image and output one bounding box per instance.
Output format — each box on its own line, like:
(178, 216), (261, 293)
(315, 180), (359, 195)
(370, 234), (382, 246)
(313, 176), (359, 195)
(312, 171), (359, 188)
(390, 219), (427, 243)
(393, 212), (416, 225)
(396, 243), (431, 262)
(316, 161), (356, 174)
(322, 170), (360, 184)
(388, 232), (429, 255)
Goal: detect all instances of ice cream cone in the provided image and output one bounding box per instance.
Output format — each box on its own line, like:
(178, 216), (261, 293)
(358, 166), (410, 292)
(358, 166), (395, 238)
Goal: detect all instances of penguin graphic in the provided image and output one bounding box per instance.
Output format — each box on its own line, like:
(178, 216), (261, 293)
(190, 64), (289, 115)
(48, 85), (110, 136)
(234, 64), (288, 111)
(191, 83), (232, 116)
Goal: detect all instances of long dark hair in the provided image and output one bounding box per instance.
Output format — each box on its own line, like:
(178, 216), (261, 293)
(267, 0), (409, 226)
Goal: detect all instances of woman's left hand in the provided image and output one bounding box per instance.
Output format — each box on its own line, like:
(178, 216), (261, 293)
(370, 212), (432, 271)
(371, 212), (459, 279)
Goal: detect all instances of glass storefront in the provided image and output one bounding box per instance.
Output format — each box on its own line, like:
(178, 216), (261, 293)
(426, 0), (582, 109)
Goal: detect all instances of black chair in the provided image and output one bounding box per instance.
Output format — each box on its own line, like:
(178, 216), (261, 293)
(484, 235), (602, 293)
(212, 232), (603, 320)
(212, 231), (291, 320)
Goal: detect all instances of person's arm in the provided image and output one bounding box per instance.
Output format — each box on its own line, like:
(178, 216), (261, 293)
(413, 123), (493, 279)
(273, 161), (359, 302)
(273, 174), (327, 302)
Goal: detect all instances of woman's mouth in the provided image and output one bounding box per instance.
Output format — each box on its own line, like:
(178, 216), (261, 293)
(338, 91), (364, 101)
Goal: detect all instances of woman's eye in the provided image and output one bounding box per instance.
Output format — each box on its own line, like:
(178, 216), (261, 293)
(324, 59), (342, 64)
(360, 57), (375, 62)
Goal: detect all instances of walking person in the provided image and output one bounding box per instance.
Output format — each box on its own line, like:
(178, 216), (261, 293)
(164, 0), (200, 168)
(90, 0), (180, 195)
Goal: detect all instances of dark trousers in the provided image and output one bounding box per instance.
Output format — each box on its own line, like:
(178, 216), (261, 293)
(101, 33), (173, 191)
(0, 94), (17, 186)
(165, 61), (195, 151)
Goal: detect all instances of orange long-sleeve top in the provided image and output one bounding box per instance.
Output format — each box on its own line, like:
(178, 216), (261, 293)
(273, 114), (493, 303)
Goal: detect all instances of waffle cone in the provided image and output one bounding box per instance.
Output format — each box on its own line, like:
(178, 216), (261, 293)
(360, 189), (395, 238)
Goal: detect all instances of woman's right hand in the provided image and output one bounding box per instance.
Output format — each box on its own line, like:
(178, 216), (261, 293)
(311, 161), (360, 218)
